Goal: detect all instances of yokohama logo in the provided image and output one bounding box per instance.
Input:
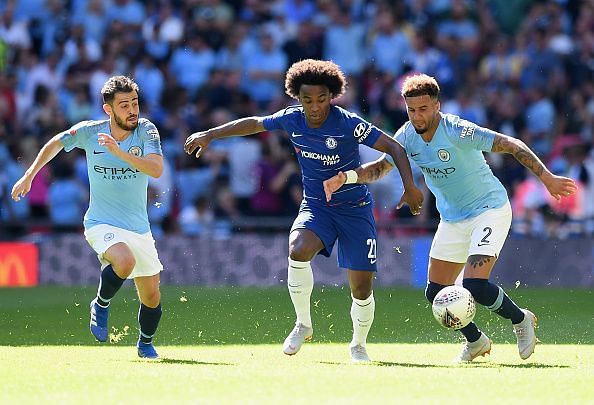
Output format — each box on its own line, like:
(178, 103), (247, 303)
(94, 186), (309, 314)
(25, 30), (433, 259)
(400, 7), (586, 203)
(300, 150), (340, 165)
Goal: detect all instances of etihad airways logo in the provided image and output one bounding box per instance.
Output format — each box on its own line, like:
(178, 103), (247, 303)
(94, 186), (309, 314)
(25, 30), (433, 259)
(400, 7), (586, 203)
(420, 166), (456, 179)
(299, 150), (340, 166)
(94, 165), (140, 180)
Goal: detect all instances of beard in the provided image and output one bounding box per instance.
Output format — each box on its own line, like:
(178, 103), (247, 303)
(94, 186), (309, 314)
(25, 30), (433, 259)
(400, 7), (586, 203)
(114, 113), (138, 131)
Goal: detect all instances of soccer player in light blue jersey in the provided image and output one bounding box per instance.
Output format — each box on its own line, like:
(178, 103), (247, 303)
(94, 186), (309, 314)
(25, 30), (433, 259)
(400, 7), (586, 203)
(323, 74), (577, 362)
(184, 59), (424, 362)
(11, 76), (165, 359)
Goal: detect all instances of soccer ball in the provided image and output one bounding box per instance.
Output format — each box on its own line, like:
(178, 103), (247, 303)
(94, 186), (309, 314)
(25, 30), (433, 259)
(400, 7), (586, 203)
(432, 286), (476, 330)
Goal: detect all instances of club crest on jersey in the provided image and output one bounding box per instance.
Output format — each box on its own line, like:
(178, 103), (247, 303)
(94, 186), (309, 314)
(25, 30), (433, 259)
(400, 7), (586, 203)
(438, 149), (450, 162)
(128, 146), (143, 157)
(353, 123), (372, 143)
(325, 137), (337, 149)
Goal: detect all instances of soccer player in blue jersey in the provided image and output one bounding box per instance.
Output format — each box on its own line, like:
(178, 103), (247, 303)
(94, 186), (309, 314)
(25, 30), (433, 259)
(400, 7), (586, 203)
(11, 76), (165, 359)
(184, 59), (424, 362)
(323, 74), (577, 362)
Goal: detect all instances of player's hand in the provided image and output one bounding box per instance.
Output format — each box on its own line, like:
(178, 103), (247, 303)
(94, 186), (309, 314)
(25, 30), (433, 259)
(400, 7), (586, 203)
(11, 175), (33, 202)
(542, 173), (578, 200)
(323, 171), (347, 202)
(98, 132), (120, 154)
(184, 131), (211, 158)
(397, 185), (424, 215)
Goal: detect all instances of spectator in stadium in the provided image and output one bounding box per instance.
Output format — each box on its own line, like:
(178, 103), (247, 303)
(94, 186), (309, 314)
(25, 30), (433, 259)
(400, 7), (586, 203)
(184, 59), (423, 362)
(322, 73), (577, 362)
(11, 76), (165, 359)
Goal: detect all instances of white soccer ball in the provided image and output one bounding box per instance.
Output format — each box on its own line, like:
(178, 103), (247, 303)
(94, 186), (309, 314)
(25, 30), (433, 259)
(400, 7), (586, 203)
(432, 285), (476, 330)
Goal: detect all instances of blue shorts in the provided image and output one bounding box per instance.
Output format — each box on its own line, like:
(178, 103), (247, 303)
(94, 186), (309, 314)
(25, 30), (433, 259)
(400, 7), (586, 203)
(291, 200), (378, 271)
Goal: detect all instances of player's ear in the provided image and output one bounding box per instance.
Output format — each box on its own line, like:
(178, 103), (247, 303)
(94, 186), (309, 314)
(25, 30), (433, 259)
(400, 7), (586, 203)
(102, 103), (112, 116)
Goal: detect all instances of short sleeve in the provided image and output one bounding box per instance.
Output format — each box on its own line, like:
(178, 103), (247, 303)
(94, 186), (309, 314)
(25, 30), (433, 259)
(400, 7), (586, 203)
(262, 108), (288, 131)
(384, 123), (408, 166)
(450, 118), (496, 152)
(349, 112), (382, 147)
(140, 119), (163, 156)
(59, 121), (92, 152)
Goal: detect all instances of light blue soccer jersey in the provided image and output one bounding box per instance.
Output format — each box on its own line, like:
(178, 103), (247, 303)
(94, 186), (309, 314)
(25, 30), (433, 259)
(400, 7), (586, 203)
(59, 118), (162, 233)
(387, 113), (508, 222)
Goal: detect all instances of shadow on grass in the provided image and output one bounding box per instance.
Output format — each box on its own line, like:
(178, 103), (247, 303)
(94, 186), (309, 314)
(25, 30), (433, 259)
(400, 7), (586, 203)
(136, 358), (235, 366)
(318, 361), (570, 369)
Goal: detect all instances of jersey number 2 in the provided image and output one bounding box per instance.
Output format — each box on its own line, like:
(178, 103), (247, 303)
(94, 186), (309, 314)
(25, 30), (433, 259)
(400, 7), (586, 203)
(367, 238), (377, 264)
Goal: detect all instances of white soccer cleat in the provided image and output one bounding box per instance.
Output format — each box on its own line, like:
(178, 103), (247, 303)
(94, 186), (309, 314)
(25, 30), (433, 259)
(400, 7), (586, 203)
(283, 323), (313, 355)
(455, 332), (492, 363)
(513, 309), (538, 360)
(350, 344), (371, 363)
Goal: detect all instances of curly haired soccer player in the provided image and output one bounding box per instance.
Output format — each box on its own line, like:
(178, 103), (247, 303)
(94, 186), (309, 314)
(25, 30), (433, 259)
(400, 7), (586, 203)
(184, 59), (424, 362)
(12, 76), (165, 359)
(322, 73), (577, 362)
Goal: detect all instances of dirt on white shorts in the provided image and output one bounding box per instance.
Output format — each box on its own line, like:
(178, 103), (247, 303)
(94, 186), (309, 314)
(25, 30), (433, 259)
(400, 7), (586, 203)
(429, 202), (512, 263)
(84, 224), (163, 279)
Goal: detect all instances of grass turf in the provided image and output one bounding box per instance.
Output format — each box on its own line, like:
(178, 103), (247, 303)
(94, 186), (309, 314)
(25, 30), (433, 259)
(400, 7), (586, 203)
(1, 286), (592, 403)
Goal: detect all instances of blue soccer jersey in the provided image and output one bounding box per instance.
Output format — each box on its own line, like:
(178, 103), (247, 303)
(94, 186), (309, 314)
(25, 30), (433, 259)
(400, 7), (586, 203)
(386, 113), (508, 222)
(263, 105), (382, 206)
(59, 118), (163, 233)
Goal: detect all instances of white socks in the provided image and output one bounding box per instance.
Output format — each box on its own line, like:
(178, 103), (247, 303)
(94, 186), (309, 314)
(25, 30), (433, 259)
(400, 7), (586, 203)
(350, 292), (375, 347)
(287, 258), (314, 328)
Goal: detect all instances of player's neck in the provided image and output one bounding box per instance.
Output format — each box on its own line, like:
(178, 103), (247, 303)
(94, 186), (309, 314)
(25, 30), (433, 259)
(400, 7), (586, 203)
(109, 121), (132, 142)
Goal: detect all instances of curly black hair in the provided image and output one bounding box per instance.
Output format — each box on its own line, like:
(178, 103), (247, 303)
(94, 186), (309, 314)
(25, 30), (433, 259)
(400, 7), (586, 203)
(101, 76), (139, 104)
(284, 59), (347, 100)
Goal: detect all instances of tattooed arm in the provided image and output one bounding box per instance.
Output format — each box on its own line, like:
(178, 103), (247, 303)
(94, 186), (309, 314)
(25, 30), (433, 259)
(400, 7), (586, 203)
(491, 134), (577, 200)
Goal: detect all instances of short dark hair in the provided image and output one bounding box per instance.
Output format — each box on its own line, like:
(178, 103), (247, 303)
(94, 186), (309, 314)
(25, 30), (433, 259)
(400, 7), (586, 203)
(284, 59), (347, 100)
(401, 74), (440, 99)
(101, 76), (139, 104)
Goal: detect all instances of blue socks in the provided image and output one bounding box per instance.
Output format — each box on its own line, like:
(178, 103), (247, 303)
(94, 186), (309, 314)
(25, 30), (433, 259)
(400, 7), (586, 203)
(138, 303), (162, 344)
(96, 265), (126, 307)
(463, 278), (524, 324)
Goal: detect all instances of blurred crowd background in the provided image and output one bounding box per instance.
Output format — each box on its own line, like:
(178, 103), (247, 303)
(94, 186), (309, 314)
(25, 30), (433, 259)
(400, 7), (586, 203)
(0, 0), (592, 240)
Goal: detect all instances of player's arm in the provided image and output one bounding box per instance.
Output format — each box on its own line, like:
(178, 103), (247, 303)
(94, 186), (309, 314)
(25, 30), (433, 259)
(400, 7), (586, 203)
(11, 134), (64, 201)
(184, 117), (266, 158)
(98, 132), (163, 178)
(491, 133), (577, 200)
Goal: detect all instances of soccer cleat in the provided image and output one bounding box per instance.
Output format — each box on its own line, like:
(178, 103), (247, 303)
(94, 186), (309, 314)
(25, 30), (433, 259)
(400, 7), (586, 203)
(283, 323), (313, 355)
(350, 344), (371, 363)
(137, 340), (160, 359)
(513, 309), (538, 360)
(455, 332), (492, 362)
(89, 299), (109, 343)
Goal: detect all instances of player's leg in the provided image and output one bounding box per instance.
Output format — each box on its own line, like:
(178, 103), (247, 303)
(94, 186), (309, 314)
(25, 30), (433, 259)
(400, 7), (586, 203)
(283, 228), (325, 355)
(464, 203), (537, 359)
(347, 269), (374, 362)
(427, 221), (491, 361)
(89, 242), (136, 342)
(335, 205), (377, 362)
(134, 274), (162, 359)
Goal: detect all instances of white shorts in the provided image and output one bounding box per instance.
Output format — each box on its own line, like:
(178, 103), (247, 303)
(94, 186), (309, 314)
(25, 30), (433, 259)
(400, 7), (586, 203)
(429, 202), (512, 263)
(84, 224), (163, 279)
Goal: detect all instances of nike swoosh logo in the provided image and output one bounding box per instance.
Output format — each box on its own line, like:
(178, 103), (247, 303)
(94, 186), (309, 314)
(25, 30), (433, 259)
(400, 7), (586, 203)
(288, 283), (302, 288)
(477, 243), (490, 246)
(411, 153), (421, 157)
(93, 150), (105, 154)
(291, 132), (303, 137)
(370, 259), (377, 264)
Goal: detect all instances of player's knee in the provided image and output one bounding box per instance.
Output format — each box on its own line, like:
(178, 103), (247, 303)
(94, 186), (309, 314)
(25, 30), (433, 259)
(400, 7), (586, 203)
(425, 282), (447, 304)
(141, 289), (161, 308)
(288, 241), (316, 262)
(462, 278), (492, 306)
(114, 255), (136, 277)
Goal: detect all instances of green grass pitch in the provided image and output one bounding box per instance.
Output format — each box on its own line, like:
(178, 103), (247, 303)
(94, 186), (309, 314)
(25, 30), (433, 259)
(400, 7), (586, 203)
(1, 286), (592, 402)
